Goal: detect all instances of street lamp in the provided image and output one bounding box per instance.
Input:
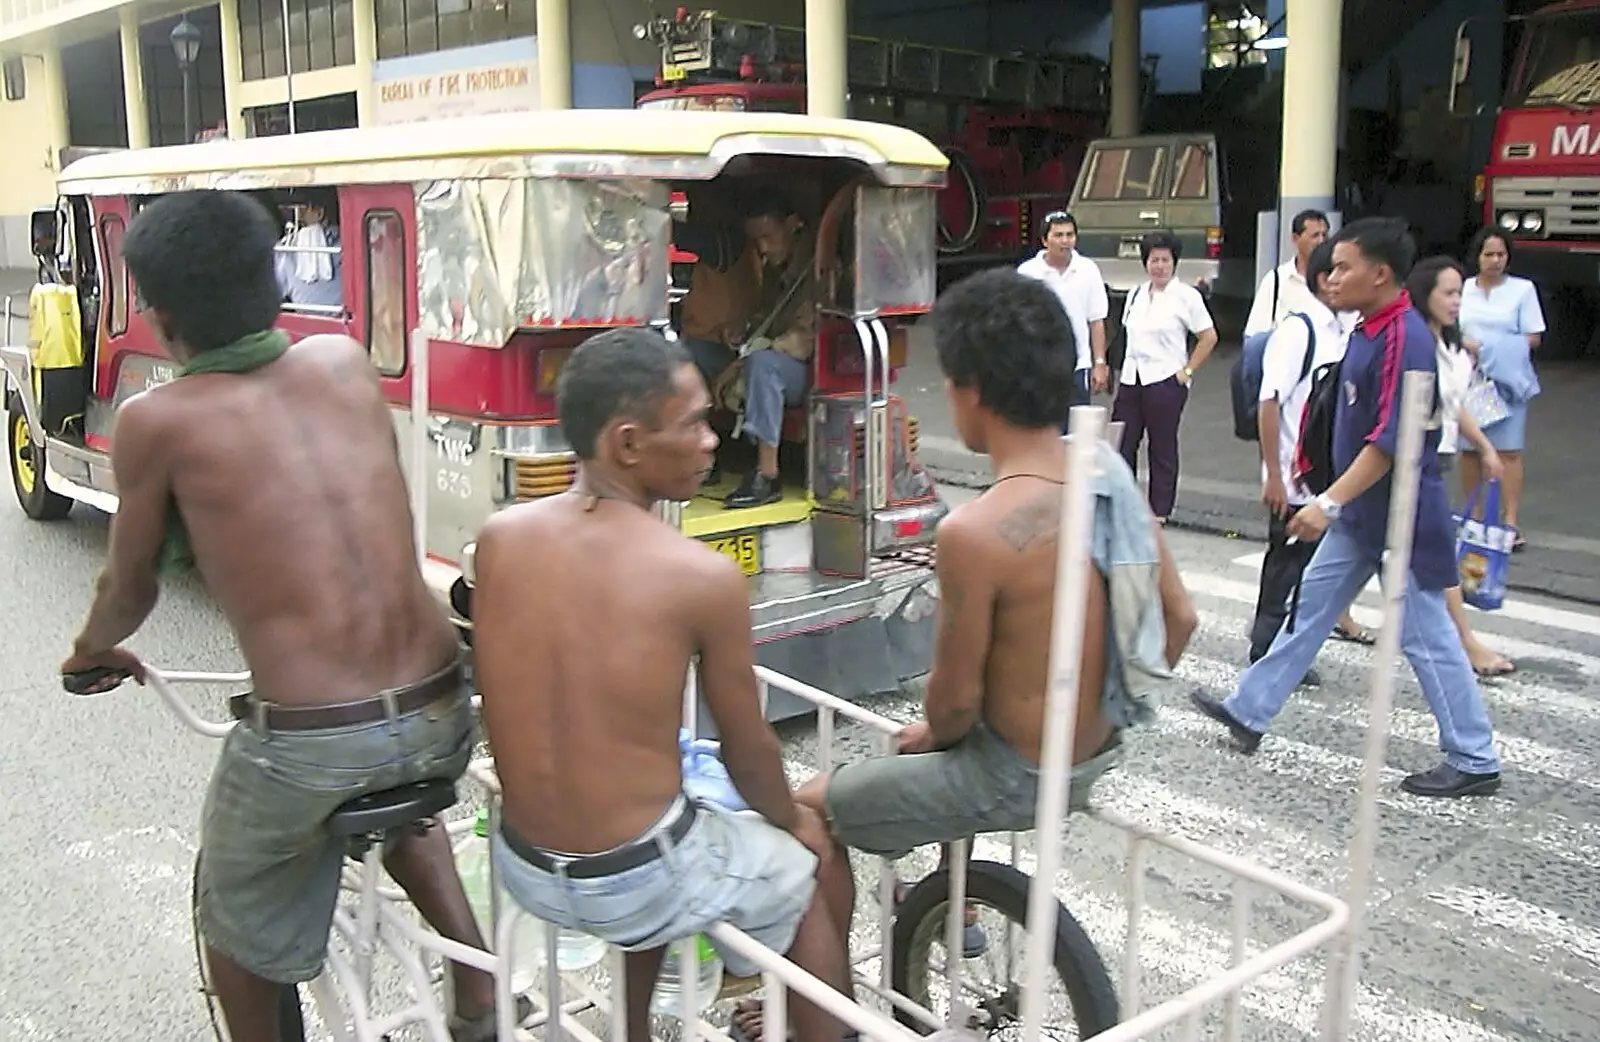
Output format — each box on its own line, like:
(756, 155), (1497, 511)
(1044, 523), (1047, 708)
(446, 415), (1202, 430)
(170, 14), (202, 144)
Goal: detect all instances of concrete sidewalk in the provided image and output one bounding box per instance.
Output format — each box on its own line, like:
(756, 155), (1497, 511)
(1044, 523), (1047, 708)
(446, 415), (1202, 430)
(901, 325), (1600, 606)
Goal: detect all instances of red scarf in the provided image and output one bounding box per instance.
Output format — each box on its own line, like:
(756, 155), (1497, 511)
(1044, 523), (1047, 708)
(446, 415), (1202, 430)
(1291, 289), (1412, 484)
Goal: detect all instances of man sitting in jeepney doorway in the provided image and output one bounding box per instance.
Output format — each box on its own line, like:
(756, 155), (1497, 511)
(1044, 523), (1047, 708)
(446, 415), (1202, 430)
(678, 187), (817, 510)
(57, 189), (509, 1042)
(714, 270), (1200, 1042)
(473, 326), (855, 1042)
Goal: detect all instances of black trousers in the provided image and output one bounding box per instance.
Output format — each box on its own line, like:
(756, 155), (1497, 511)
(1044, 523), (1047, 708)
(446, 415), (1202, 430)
(1249, 504), (1322, 663)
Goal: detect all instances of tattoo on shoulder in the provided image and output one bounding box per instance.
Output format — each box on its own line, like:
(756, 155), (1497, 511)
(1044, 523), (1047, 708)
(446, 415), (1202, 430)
(995, 491), (1060, 553)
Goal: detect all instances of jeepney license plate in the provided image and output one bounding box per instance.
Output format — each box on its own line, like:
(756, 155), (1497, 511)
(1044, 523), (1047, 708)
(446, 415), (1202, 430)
(1117, 240), (1142, 259)
(662, 62), (686, 82)
(707, 531), (761, 576)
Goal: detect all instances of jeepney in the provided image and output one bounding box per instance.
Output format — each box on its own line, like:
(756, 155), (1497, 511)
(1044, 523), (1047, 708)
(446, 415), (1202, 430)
(3, 108), (950, 714)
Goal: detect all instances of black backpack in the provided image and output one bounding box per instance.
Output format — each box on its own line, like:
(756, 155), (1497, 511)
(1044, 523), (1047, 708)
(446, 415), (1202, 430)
(1292, 360), (1343, 497)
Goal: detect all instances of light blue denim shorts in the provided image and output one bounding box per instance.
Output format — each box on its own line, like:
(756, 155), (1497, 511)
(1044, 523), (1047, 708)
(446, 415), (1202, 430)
(492, 797), (817, 978)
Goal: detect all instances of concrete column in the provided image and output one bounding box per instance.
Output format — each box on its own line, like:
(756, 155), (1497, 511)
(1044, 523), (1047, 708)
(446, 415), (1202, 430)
(218, 0), (247, 138)
(1275, 0), (1342, 258)
(119, 6), (150, 149)
(535, 0), (570, 109)
(1109, 0), (1140, 137)
(353, 0), (377, 125)
(39, 45), (70, 172)
(805, 0), (847, 119)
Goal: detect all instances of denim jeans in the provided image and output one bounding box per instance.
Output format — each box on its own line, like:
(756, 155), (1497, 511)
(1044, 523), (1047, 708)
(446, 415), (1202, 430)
(1223, 524), (1501, 775)
(682, 337), (809, 448)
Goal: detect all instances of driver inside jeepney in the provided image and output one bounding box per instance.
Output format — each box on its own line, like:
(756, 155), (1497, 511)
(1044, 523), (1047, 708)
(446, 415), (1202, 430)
(674, 186), (816, 510)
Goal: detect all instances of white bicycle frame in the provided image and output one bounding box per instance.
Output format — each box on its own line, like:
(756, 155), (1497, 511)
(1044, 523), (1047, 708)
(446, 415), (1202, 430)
(127, 376), (1434, 1042)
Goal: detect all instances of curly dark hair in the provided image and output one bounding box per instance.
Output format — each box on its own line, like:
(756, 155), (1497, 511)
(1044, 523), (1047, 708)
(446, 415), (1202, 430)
(930, 268), (1075, 429)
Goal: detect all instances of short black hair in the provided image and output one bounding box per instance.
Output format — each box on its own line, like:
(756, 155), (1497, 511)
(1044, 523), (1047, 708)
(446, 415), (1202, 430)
(556, 327), (694, 460)
(1291, 209), (1329, 235)
(1139, 229), (1182, 266)
(1467, 225), (1515, 271)
(1306, 239), (1336, 295)
(931, 269), (1074, 430)
(1042, 210), (1077, 234)
(1405, 254), (1467, 348)
(122, 190), (284, 352)
(743, 186), (799, 223)
(1331, 216), (1416, 283)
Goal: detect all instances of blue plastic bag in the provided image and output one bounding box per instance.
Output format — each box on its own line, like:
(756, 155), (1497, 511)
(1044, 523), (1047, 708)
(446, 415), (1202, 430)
(1454, 480), (1513, 612)
(679, 729), (749, 812)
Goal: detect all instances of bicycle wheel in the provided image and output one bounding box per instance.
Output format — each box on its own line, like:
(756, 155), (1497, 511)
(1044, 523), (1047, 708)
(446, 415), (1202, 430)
(192, 852), (309, 1042)
(889, 860), (1119, 1039)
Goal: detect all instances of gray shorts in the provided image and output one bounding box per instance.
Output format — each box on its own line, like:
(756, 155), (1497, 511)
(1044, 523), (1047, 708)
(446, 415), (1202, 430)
(493, 797), (817, 979)
(823, 722), (1123, 860)
(195, 688), (473, 983)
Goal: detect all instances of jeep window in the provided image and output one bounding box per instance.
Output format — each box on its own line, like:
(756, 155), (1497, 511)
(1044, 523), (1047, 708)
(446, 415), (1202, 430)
(1081, 145), (1168, 201)
(1171, 143), (1209, 199)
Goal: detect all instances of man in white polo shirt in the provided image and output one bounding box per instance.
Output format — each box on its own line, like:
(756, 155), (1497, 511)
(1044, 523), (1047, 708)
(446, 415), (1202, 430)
(1243, 209), (1329, 338)
(1017, 211), (1109, 417)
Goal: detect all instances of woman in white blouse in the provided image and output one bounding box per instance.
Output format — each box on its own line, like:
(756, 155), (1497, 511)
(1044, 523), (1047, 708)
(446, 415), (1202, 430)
(1111, 230), (1219, 522)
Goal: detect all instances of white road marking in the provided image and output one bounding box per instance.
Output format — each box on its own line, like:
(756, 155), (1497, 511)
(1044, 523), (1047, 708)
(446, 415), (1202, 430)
(1426, 885), (1600, 988)
(1229, 549), (1600, 637)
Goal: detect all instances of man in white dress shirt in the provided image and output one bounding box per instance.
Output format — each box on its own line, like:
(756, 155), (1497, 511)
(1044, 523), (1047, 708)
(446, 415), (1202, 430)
(1243, 209), (1329, 338)
(1017, 211), (1109, 419)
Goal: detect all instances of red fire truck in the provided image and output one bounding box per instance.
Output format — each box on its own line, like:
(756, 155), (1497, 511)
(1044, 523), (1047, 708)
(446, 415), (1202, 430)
(1453, 0), (1600, 357)
(633, 7), (1141, 281)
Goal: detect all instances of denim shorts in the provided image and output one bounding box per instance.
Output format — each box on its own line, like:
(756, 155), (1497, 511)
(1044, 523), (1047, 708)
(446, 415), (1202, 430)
(492, 797), (817, 979)
(823, 722), (1123, 860)
(195, 687), (473, 983)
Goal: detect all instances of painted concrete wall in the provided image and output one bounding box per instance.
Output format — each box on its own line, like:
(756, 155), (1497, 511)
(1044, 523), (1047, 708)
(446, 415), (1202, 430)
(0, 51), (67, 266)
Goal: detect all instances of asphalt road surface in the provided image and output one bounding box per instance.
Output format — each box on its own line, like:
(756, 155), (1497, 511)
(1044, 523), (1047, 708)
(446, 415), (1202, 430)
(1, 478), (1597, 1041)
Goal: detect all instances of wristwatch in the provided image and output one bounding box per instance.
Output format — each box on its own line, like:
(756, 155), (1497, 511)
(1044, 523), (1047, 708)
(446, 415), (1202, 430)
(1314, 492), (1343, 521)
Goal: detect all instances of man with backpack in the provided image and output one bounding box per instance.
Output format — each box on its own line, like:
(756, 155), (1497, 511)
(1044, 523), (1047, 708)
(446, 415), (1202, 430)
(1193, 218), (1502, 800)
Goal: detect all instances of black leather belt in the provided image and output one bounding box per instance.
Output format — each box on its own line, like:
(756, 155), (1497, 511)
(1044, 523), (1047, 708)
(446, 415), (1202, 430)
(500, 800), (698, 880)
(229, 654), (465, 732)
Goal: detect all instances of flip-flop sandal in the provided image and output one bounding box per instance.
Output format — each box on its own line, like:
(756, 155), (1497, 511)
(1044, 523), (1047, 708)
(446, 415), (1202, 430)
(1331, 624), (1376, 646)
(1474, 660), (1516, 678)
(449, 994), (534, 1042)
(891, 881), (988, 958)
(729, 1001), (860, 1042)
(1512, 536), (1528, 553)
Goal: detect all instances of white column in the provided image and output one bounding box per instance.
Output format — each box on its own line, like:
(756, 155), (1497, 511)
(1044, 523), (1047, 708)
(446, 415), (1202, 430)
(805, 0), (847, 119)
(1276, 0), (1343, 254)
(535, 0), (570, 109)
(1109, 0), (1140, 137)
(39, 45), (70, 171)
(353, 0), (377, 125)
(119, 5), (150, 149)
(218, 0), (247, 138)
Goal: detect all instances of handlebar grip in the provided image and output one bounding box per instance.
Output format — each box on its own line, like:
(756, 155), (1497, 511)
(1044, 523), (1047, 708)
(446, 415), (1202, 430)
(62, 666), (133, 696)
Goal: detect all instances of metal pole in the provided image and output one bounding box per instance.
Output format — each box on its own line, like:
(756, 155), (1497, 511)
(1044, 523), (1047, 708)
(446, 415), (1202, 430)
(410, 328), (429, 571)
(280, 0), (297, 133)
(1321, 370), (1434, 1040)
(1017, 403), (1105, 1042)
(182, 66), (196, 144)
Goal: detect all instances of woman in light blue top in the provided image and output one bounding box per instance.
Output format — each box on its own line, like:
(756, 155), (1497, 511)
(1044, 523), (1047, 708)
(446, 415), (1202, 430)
(1457, 227), (1544, 550)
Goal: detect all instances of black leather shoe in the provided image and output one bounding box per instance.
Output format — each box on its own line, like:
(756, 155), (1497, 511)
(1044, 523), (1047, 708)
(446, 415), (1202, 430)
(1298, 667), (1323, 689)
(1189, 690), (1264, 754)
(725, 471), (782, 509)
(1400, 763), (1502, 798)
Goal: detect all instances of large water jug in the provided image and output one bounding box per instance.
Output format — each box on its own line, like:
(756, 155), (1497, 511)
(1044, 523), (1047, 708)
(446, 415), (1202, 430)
(453, 809), (546, 991)
(649, 934), (724, 1017)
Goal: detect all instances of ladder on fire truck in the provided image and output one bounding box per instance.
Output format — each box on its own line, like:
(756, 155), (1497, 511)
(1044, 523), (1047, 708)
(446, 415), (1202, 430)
(634, 7), (1122, 114)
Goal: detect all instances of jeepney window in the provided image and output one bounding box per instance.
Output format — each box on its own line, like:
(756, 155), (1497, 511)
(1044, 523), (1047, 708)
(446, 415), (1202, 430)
(638, 95), (747, 112)
(99, 216), (127, 338)
(365, 210), (407, 376)
(854, 186), (938, 317)
(1081, 145), (1168, 201)
(274, 193), (345, 314)
(1170, 143), (1209, 199)
(416, 178), (670, 345)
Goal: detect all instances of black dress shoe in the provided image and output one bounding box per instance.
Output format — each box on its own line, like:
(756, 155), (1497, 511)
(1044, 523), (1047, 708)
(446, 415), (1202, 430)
(1298, 667), (1322, 689)
(1400, 763), (1502, 798)
(725, 471), (782, 509)
(1189, 690), (1264, 754)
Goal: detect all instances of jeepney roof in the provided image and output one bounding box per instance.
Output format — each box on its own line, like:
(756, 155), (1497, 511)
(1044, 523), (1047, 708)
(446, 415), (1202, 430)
(56, 108), (949, 195)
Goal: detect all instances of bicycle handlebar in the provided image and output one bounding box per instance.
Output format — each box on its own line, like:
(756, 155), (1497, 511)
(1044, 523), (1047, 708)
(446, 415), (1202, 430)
(63, 664), (248, 740)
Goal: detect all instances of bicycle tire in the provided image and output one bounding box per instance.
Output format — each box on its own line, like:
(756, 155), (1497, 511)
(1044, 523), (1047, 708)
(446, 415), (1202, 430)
(889, 859), (1120, 1037)
(191, 852), (309, 1042)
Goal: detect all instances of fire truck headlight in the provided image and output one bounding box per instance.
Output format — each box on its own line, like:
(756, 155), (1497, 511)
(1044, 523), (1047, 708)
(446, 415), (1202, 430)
(1498, 211), (1520, 233)
(1522, 211), (1544, 233)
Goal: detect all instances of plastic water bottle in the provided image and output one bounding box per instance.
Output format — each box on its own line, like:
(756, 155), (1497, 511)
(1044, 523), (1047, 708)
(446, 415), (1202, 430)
(649, 934), (724, 1017)
(554, 923), (607, 972)
(453, 809), (546, 992)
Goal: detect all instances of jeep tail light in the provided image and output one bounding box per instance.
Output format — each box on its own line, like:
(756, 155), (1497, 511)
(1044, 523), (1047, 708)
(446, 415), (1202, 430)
(893, 518), (924, 539)
(536, 347), (573, 394)
(1205, 226), (1223, 260)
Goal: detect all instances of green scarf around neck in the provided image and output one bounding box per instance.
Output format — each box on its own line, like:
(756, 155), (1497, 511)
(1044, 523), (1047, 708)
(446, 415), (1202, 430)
(157, 330), (290, 575)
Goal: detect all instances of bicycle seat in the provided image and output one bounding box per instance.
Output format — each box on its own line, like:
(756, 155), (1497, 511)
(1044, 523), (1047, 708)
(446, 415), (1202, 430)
(327, 779), (458, 837)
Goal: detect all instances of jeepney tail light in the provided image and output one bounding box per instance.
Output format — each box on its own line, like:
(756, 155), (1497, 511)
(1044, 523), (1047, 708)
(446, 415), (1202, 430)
(1474, 174), (1486, 203)
(887, 325), (910, 370)
(892, 518), (924, 539)
(1205, 226), (1223, 259)
(536, 347), (574, 395)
